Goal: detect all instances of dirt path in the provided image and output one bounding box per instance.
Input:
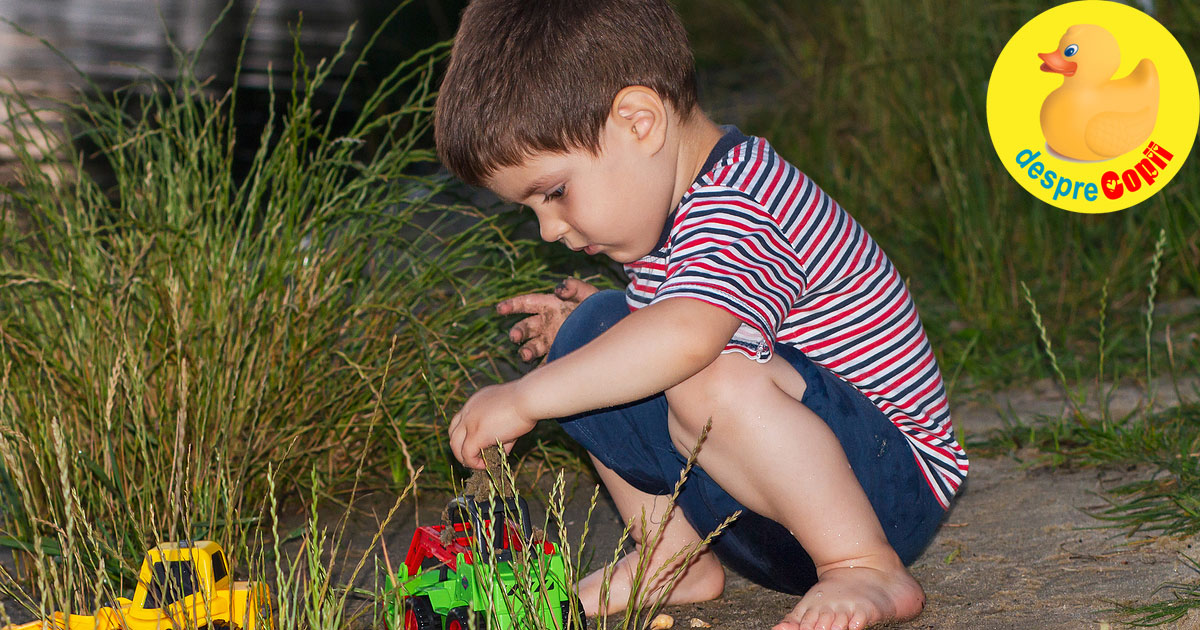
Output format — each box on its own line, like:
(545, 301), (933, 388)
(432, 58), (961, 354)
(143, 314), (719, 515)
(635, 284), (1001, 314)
(659, 455), (1194, 629)
(4, 382), (1198, 629)
(3, 453), (1191, 629)
(632, 381), (1200, 629)
(369, 386), (1199, 629)
(510, 379), (1200, 629)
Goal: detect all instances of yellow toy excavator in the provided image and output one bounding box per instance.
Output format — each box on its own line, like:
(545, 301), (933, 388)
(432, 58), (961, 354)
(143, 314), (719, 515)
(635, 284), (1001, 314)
(4, 541), (272, 630)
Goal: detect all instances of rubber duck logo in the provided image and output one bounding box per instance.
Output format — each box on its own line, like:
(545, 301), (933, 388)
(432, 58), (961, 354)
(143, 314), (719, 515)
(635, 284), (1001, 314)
(986, 1), (1198, 213)
(1038, 24), (1159, 162)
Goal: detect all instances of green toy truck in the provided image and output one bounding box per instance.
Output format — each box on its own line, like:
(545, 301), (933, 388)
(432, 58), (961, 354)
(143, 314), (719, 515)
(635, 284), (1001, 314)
(386, 496), (585, 630)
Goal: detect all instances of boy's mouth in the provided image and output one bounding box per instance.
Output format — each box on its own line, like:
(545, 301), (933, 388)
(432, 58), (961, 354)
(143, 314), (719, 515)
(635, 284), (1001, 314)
(564, 240), (601, 255)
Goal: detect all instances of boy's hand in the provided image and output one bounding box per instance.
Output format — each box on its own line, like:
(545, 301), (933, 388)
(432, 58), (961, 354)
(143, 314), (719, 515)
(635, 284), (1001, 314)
(497, 278), (599, 362)
(448, 381), (536, 469)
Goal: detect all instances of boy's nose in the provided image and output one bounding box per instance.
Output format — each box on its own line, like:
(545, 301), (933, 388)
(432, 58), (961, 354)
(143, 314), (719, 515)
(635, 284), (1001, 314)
(538, 216), (570, 243)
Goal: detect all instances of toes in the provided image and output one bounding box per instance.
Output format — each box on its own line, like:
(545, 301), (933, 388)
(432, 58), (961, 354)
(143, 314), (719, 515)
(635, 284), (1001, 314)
(791, 608), (854, 630)
(778, 606), (808, 630)
(803, 607), (824, 630)
(847, 610), (869, 630)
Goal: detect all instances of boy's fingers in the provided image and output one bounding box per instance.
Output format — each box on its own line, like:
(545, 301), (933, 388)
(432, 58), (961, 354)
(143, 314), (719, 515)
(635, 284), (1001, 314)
(463, 440), (486, 469)
(555, 277), (586, 300)
(497, 293), (560, 315)
(509, 314), (544, 343)
(449, 422), (465, 464)
(519, 338), (546, 362)
(457, 434), (480, 469)
(554, 278), (573, 297)
(556, 277), (600, 302)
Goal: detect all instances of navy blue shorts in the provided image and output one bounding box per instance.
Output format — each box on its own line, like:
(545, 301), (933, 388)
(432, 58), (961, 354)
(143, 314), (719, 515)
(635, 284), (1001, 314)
(547, 290), (945, 595)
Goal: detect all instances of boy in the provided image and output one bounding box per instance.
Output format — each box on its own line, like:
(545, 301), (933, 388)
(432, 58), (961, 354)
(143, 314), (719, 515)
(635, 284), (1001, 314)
(436, 1), (968, 629)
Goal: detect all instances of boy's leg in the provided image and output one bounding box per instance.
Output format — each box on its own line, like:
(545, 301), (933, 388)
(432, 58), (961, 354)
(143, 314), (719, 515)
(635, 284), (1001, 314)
(548, 290), (726, 615)
(576, 454), (725, 615)
(663, 345), (942, 630)
(549, 291), (944, 628)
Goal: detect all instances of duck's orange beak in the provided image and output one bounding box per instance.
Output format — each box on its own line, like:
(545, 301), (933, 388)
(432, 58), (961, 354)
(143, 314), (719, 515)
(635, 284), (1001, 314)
(1038, 50), (1077, 76)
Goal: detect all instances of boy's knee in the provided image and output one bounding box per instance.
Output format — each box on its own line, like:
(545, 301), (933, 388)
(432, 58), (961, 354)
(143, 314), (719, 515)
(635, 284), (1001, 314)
(665, 354), (755, 441)
(666, 353), (810, 448)
(548, 290), (628, 361)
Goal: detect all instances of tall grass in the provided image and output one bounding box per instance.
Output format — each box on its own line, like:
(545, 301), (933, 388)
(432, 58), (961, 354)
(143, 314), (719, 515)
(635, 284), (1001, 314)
(680, 0), (1200, 388)
(0, 5), (555, 603)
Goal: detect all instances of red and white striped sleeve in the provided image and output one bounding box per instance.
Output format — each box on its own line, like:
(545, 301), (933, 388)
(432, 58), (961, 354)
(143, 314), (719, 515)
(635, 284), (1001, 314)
(651, 189), (806, 359)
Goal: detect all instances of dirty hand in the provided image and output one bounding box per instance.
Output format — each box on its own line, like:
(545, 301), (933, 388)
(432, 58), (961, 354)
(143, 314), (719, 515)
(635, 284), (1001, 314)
(448, 381), (537, 469)
(497, 277), (599, 362)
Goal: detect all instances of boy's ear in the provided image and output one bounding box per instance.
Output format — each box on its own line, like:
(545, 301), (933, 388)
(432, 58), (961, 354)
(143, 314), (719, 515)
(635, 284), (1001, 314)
(609, 86), (668, 154)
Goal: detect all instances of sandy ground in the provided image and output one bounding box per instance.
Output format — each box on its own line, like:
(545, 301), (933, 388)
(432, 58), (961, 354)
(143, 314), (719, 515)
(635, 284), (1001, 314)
(3, 380), (1199, 629)
(518, 379), (1200, 629)
(357, 378), (1200, 629)
(661, 455), (1197, 629)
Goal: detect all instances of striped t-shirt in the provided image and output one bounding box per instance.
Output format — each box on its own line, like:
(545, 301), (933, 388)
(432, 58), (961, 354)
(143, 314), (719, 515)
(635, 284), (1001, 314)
(625, 128), (968, 508)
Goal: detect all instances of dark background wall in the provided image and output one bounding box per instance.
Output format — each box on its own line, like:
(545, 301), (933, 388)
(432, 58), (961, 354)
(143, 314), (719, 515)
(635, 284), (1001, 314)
(0, 0), (468, 91)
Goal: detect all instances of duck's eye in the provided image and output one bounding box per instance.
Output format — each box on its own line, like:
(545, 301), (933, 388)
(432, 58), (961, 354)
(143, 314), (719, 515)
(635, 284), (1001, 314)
(1064, 44), (1078, 57)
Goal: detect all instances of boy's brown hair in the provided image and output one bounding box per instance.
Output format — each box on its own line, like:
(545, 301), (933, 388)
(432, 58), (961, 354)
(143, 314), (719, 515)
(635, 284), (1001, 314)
(435, 0), (698, 188)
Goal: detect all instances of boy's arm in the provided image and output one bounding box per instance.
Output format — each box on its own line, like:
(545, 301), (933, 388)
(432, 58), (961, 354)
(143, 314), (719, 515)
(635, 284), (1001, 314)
(519, 297), (740, 418)
(448, 297), (741, 468)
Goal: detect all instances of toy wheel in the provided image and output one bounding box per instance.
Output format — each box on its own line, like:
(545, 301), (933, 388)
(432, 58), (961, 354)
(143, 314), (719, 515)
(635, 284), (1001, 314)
(443, 497), (473, 526)
(444, 606), (482, 630)
(403, 595), (438, 630)
(561, 595), (587, 630)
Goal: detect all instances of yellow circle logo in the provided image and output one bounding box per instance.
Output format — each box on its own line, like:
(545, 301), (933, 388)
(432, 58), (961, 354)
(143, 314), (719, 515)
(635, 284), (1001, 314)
(987, 0), (1198, 213)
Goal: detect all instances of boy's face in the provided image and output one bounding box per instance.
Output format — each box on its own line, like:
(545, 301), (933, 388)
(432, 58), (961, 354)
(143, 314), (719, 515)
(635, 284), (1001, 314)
(485, 120), (678, 264)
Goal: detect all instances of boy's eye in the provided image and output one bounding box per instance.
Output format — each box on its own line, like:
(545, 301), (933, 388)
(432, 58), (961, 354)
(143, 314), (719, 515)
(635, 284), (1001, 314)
(543, 185), (565, 203)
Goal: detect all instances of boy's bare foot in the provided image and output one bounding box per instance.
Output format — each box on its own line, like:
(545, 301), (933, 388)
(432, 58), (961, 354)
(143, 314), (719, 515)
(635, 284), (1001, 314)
(773, 558), (925, 630)
(578, 547), (725, 616)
